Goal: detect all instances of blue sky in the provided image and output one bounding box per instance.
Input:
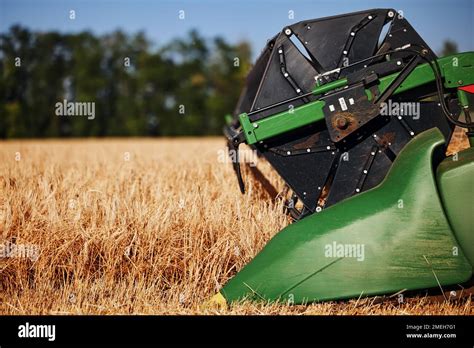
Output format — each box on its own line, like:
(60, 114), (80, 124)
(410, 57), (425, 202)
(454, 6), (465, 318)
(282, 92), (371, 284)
(1, 0), (473, 58)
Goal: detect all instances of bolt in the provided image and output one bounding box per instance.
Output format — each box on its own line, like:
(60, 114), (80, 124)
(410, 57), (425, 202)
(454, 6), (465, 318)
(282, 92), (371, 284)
(284, 28), (292, 36)
(388, 10), (394, 18)
(287, 151), (291, 155)
(458, 80), (463, 85)
(253, 123), (258, 128)
(335, 116), (350, 130)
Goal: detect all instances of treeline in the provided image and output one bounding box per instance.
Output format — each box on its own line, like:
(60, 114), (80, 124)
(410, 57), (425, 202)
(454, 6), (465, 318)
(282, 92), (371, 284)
(0, 26), (252, 138)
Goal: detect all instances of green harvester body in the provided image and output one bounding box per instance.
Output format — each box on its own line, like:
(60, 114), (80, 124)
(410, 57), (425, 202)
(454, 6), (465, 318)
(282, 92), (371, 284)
(220, 129), (473, 304)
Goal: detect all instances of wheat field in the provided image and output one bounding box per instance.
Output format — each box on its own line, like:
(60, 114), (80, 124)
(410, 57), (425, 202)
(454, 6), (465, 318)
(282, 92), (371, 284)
(0, 129), (472, 315)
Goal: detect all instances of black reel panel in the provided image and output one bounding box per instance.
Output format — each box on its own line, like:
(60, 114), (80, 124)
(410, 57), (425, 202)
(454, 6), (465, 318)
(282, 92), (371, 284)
(227, 8), (456, 219)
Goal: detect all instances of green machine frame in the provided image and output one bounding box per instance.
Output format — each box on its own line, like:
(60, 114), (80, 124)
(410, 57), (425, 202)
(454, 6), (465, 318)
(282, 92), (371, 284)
(239, 52), (474, 146)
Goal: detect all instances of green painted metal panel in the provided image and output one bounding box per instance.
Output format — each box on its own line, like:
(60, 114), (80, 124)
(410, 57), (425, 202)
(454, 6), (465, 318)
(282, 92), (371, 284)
(239, 113), (258, 144)
(457, 89), (470, 108)
(241, 100), (326, 145)
(378, 52), (474, 95)
(221, 129), (472, 303)
(436, 147), (474, 269)
(377, 60), (436, 95)
(440, 52), (474, 89)
(312, 78), (348, 95)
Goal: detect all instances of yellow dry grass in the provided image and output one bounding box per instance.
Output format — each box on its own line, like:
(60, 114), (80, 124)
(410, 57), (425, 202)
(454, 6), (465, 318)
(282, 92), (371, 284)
(0, 130), (472, 315)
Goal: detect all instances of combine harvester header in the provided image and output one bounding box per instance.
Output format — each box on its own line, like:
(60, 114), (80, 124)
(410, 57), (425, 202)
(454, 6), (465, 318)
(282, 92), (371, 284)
(210, 8), (474, 306)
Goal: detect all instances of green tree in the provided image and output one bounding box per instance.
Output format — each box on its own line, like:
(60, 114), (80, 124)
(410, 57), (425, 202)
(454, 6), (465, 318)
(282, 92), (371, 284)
(0, 26), (252, 138)
(440, 40), (458, 56)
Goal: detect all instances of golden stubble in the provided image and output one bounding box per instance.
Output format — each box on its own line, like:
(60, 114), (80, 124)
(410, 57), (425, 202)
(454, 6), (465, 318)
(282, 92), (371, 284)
(0, 130), (471, 315)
